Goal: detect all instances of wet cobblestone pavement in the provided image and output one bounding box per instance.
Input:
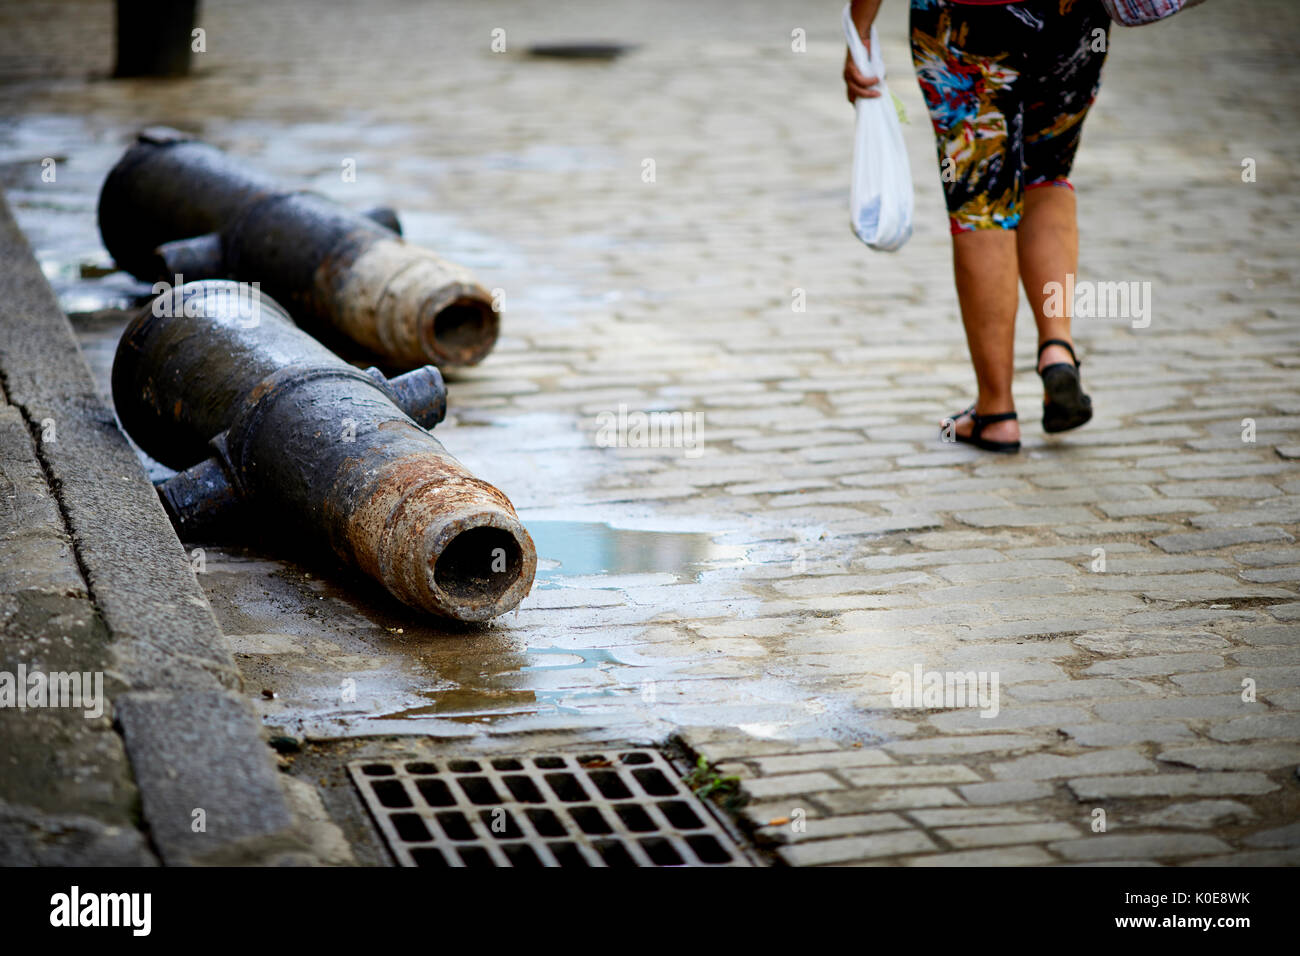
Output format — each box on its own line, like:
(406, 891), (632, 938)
(2, 0), (1298, 864)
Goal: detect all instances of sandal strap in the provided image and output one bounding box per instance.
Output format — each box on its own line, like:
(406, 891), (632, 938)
(969, 409), (1016, 438)
(970, 409), (1017, 426)
(1038, 338), (1080, 366)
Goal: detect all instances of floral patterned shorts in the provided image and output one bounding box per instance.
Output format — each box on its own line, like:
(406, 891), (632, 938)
(910, 0), (1110, 234)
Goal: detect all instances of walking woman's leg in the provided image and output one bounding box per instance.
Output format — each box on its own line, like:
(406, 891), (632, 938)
(1018, 185), (1078, 375)
(952, 230), (1020, 443)
(911, 0), (1026, 444)
(1020, 2), (1109, 409)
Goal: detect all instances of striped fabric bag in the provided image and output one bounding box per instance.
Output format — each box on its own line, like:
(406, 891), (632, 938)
(1102, 0), (1207, 27)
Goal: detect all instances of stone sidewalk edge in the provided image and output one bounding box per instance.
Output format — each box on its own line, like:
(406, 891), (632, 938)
(0, 191), (321, 865)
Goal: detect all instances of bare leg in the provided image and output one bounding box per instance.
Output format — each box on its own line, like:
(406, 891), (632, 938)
(1018, 185), (1078, 380)
(948, 228), (1020, 444)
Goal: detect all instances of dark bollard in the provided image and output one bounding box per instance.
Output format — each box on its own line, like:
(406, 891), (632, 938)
(98, 129), (499, 369)
(113, 281), (534, 621)
(114, 0), (200, 78)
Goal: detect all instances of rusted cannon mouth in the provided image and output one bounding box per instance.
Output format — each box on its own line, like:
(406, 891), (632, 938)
(424, 513), (535, 621)
(434, 524), (525, 603)
(424, 294), (499, 367)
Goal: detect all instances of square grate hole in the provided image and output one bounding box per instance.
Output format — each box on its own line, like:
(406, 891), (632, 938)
(350, 750), (750, 867)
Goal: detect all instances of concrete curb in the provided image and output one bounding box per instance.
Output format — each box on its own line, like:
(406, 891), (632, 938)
(0, 191), (314, 865)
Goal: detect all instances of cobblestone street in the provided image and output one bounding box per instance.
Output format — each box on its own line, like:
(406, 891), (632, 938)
(1, 0), (1297, 867)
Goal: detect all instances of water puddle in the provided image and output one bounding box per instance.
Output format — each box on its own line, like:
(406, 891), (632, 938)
(521, 647), (623, 671)
(360, 526), (751, 725)
(528, 520), (746, 587)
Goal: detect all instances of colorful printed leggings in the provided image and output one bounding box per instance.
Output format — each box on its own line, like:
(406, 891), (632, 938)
(910, 0), (1110, 234)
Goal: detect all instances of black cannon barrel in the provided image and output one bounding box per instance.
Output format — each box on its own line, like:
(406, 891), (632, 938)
(114, 281), (533, 621)
(98, 129), (499, 369)
(112, 280), (447, 471)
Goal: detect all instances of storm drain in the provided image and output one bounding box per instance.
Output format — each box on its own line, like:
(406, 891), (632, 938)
(349, 749), (750, 867)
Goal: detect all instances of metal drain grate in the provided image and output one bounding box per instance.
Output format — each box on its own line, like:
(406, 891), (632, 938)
(349, 749), (750, 867)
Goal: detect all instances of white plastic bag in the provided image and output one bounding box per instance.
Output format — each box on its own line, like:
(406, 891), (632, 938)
(843, 5), (913, 252)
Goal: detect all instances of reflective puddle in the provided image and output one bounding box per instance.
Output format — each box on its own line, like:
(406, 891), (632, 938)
(529, 520), (746, 586)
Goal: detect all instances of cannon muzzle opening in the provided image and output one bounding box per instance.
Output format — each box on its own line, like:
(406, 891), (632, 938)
(427, 296), (499, 367)
(432, 522), (532, 620)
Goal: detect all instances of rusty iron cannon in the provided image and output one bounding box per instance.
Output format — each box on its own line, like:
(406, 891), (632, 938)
(113, 280), (535, 622)
(98, 128), (498, 369)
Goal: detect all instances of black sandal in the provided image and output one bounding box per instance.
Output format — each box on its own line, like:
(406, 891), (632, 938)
(944, 405), (1021, 454)
(1038, 338), (1093, 434)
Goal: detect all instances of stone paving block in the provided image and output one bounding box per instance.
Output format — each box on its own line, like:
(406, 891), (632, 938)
(1087, 554), (1234, 573)
(958, 781), (1054, 805)
(778, 829), (936, 866)
(941, 643), (1084, 664)
(1240, 566), (1300, 583)
(1065, 425), (1201, 447)
(1241, 823), (1300, 848)
(1135, 801), (1257, 830)
(771, 572), (932, 597)
(1009, 679), (1150, 702)
(1098, 499), (1216, 518)
(1049, 834), (1233, 862)
(936, 822), (1081, 849)
(908, 807), (1044, 827)
(1157, 480), (1281, 499)
(1207, 712), (1300, 742)
(922, 578), (1077, 605)
(1057, 520), (1177, 538)
(884, 734), (1048, 757)
(929, 705), (1091, 733)
(1152, 526), (1294, 553)
(1004, 543), (1145, 560)
(1171, 665), (1300, 695)
(1060, 722), (1196, 747)
(824, 514), (945, 537)
(904, 846), (1054, 866)
(757, 813), (908, 844)
(1123, 608), (1258, 628)
(1192, 500), (1300, 528)
(1164, 463), (1292, 481)
(989, 749), (1156, 781)
(932, 560), (1077, 583)
(1066, 773), (1280, 800)
(1023, 470), (1166, 489)
(1184, 849), (1300, 867)
(818, 787), (964, 814)
(882, 494), (1009, 515)
(1084, 653), (1224, 678)
(1087, 572), (1291, 600)
(1231, 646), (1300, 666)
(955, 507), (1096, 528)
(840, 765), (983, 788)
(750, 750), (894, 775)
(1159, 743), (1300, 780)
(741, 772), (844, 801)
(1264, 689), (1300, 709)
(1094, 695), (1255, 722)
(854, 548), (1006, 570)
(1006, 485), (1158, 507)
(1235, 548), (1300, 567)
